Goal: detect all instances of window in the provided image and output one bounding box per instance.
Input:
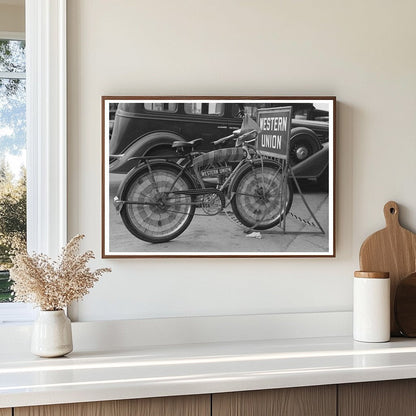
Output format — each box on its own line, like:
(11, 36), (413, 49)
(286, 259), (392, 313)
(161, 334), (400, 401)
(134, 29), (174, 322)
(144, 103), (177, 112)
(0, 37), (26, 305)
(184, 102), (224, 116)
(231, 104), (268, 120)
(0, 0), (67, 324)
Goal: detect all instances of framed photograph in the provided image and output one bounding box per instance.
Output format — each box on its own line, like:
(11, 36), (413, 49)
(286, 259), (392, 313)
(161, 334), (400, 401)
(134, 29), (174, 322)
(102, 96), (336, 258)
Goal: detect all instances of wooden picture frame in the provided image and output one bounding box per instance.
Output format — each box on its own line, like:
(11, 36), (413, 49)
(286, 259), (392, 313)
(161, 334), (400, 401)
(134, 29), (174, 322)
(102, 96), (336, 258)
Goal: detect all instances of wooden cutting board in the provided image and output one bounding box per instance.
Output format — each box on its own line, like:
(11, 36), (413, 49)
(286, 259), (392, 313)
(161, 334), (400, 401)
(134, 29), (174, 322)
(359, 201), (416, 336)
(395, 272), (416, 337)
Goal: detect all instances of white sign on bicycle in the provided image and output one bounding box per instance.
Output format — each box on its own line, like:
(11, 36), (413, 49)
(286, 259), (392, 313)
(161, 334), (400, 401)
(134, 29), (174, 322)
(256, 107), (292, 160)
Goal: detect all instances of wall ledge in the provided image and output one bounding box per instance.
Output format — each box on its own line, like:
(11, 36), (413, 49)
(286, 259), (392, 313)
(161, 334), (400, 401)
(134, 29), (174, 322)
(0, 311), (352, 353)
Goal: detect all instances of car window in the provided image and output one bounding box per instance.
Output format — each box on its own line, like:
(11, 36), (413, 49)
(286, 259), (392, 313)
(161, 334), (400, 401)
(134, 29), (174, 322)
(245, 104), (268, 119)
(293, 108), (309, 120)
(144, 103), (177, 112)
(184, 103), (224, 116)
(231, 104), (269, 119)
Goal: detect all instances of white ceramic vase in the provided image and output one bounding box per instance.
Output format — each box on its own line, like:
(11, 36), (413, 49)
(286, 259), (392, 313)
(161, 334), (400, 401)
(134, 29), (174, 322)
(31, 310), (73, 357)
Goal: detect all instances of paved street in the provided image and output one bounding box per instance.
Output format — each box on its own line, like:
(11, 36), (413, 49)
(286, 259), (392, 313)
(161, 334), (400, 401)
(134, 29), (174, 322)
(107, 174), (330, 254)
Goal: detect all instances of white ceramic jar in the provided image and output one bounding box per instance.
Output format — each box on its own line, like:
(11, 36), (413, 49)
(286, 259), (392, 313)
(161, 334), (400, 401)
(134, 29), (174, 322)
(31, 310), (73, 357)
(353, 271), (390, 343)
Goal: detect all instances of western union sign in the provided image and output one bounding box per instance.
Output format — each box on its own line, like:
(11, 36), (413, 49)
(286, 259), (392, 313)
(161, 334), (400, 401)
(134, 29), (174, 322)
(256, 107), (292, 159)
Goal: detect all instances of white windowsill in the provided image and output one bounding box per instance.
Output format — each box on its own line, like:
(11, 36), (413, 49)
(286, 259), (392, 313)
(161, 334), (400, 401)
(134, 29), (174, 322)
(0, 303), (36, 324)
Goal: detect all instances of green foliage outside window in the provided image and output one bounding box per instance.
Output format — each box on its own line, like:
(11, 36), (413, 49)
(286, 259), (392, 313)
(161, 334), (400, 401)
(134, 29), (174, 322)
(0, 270), (12, 302)
(0, 38), (26, 303)
(0, 162), (26, 302)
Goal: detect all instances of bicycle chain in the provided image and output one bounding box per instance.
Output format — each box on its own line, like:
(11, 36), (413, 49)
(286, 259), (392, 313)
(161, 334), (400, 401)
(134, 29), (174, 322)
(288, 211), (320, 229)
(219, 195), (251, 230)
(223, 200), (275, 233)
(225, 209), (321, 231)
(224, 208), (246, 229)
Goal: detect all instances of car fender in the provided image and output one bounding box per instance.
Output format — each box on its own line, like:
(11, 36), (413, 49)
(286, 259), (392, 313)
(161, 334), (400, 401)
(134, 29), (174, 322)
(290, 127), (321, 145)
(110, 131), (185, 174)
(290, 142), (329, 179)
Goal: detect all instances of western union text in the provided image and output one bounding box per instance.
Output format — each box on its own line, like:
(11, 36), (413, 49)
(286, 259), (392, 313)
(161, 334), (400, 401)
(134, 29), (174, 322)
(259, 116), (288, 132)
(261, 134), (282, 150)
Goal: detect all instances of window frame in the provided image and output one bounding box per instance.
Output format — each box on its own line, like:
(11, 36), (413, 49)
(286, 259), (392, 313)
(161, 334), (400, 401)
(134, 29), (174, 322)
(183, 102), (225, 117)
(26, 0), (67, 257)
(0, 0), (67, 323)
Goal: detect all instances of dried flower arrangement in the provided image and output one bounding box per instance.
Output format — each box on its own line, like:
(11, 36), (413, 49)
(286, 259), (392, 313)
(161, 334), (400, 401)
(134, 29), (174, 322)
(10, 234), (111, 311)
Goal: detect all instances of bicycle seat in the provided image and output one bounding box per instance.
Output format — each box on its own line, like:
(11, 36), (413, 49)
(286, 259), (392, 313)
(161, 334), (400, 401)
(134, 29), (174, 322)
(172, 138), (203, 150)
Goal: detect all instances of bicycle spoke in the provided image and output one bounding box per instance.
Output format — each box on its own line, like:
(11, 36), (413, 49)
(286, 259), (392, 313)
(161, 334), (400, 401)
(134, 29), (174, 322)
(231, 162), (291, 229)
(146, 162), (160, 194)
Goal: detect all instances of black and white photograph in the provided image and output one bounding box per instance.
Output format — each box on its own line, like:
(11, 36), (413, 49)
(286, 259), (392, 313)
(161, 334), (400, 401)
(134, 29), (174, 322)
(102, 97), (335, 257)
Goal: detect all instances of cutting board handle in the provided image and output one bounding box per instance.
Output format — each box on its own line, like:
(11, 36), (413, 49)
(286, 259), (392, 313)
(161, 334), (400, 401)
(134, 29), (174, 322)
(384, 201), (400, 228)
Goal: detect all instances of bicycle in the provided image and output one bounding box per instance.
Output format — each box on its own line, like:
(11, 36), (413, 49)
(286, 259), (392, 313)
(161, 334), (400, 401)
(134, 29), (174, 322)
(113, 124), (294, 243)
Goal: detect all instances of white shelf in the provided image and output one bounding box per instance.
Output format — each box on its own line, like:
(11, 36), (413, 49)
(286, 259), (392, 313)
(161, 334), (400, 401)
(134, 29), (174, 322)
(2, 335), (416, 408)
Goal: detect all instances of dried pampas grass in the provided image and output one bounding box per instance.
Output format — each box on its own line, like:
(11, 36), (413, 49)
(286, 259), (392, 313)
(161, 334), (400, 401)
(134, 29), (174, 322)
(10, 234), (111, 311)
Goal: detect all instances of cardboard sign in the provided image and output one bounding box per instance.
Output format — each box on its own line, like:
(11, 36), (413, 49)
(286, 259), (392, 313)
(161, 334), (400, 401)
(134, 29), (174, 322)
(256, 107), (292, 159)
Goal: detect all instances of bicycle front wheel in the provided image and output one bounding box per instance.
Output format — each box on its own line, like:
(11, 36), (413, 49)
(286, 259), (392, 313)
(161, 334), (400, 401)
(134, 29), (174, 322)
(231, 160), (293, 230)
(120, 164), (195, 243)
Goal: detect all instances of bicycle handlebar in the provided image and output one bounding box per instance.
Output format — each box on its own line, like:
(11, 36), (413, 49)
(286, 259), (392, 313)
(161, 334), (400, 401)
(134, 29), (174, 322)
(212, 133), (236, 146)
(213, 129), (257, 147)
(238, 130), (258, 142)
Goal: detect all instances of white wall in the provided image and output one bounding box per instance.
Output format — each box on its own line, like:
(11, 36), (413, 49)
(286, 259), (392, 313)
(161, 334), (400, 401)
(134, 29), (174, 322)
(67, 0), (416, 322)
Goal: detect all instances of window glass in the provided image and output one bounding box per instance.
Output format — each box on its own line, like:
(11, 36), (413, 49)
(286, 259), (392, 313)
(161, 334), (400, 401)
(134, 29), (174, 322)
(0, 39), (27, 303)
(245, 104), (267, 119)
(184, 103), (224, 116)
(0, 40), (25, 73)
(144, 103), (177, 112)
(293, 108), (309, 120)
(231, 104), (269, 120)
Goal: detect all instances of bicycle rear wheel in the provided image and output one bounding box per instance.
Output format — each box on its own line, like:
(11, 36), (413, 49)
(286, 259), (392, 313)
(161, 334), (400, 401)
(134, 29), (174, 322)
(231, 160), (293, 230)
(120, 164), (195, 243)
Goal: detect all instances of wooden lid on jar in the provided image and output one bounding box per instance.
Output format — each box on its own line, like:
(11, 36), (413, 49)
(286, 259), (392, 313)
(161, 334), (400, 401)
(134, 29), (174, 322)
(354, 271), (390, 279)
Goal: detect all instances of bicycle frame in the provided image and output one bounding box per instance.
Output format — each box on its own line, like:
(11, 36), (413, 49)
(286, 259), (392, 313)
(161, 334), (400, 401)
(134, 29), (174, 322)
(114, 132), (295, 244)
(116, 138), (285, 209)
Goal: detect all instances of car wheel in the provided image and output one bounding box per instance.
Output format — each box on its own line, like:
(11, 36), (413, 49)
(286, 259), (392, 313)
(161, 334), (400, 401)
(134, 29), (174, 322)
(289, 133), (320, 166)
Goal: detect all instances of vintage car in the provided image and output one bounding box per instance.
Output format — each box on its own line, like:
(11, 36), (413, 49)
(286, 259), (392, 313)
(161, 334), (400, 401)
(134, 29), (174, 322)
(108, 102), (329, 184)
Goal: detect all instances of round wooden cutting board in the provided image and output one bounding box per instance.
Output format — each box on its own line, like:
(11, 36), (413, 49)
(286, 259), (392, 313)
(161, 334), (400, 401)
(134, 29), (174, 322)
(395, 272), (416, 337)
(359, 201), (416, 336)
